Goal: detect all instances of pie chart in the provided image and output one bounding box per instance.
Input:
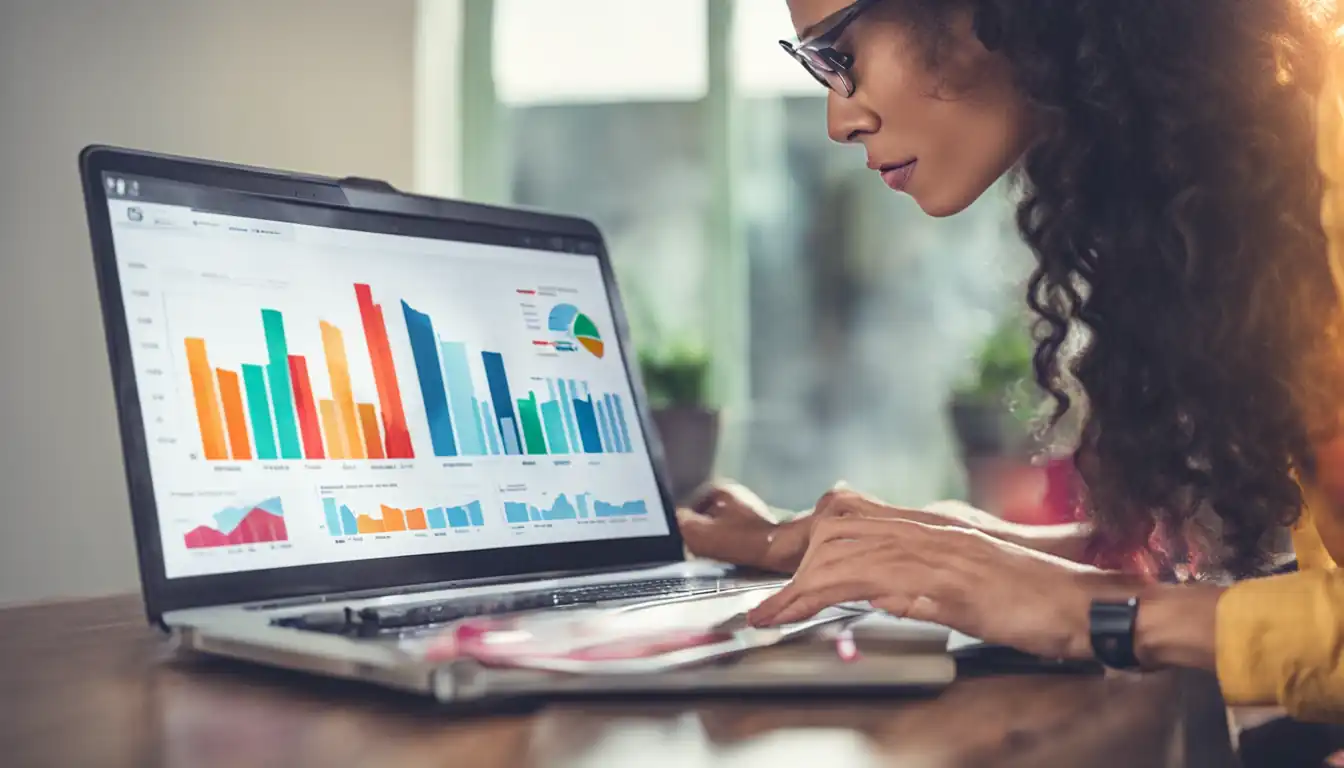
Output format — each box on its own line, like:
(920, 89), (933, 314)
(547, 303), (605, 358)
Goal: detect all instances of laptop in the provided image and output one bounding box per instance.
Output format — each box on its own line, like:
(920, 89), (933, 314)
(77, 146), (809, 700)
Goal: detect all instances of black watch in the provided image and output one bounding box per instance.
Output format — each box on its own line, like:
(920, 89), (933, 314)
(1089, 597), (1142, 670)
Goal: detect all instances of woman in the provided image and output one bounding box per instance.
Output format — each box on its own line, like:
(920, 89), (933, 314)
(679, 0), (1344, 721)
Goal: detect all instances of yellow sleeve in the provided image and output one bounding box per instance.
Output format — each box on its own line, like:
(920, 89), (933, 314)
(1216, 495), (1344, 720)
(1216, 569), (1344, 721)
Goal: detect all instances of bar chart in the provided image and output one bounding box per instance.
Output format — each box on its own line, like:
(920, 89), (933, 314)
(520, 378), (634, 456)
(401, 301), (636, 459)
(182, 284), (415, 462)
(183, 496), (288, 550)
(503, 492), (649, 524)
(322, 495), (487, 537)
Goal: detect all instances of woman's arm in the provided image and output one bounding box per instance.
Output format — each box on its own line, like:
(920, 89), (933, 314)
(1134, 505), (1344, 722)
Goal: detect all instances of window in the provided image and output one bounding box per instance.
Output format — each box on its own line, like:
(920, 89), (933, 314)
(475, 0), (1033, 513)
(493, 0), (711, 350)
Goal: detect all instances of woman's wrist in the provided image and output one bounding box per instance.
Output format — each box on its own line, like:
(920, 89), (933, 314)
(1064, 580), (1223, 669)
(1132, 583), (1223, 670)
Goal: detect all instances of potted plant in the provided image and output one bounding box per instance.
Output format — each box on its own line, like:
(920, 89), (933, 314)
(639, 343), (718, 504)
(950, 314), (1040, 465)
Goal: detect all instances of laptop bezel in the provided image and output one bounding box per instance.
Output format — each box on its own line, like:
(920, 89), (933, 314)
(79, 146), (688, 623)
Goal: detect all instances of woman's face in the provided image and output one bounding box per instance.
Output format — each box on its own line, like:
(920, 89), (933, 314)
(786, 0), (1037, 217)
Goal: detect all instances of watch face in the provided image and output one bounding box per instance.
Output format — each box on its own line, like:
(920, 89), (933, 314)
(1089, 598), (1141, 670)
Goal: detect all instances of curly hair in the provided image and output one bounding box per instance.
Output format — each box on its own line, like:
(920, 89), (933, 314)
(897, 0), (1344, 576)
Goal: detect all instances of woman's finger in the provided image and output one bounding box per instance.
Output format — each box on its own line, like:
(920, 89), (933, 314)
(751, 579), (875, 626)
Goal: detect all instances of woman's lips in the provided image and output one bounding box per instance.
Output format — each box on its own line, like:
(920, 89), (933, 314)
(880, 160), (917, 192)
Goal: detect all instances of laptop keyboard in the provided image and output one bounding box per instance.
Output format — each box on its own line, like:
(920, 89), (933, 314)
(272, 577), (727, 637)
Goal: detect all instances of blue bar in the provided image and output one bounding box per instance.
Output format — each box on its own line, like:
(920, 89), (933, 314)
(577, 494), (590, 518)
(447, 505), (470, 528)
(481, 401), (501, 455)
(595, 499), (650, 517)
(530, 507), (543, 521)
(540, 399), (570, 454)
(467, 501), (485, 527)
(611, 394), (633, 453)
(440, 341), (486, 456)
(610, 395), (628, 451)
(500, 416), (522, 455)
(323, 498), (341, 537)
(427, 507), (447, 529)
(551, 495), (578, 520)
(596, 399), (614, 452)
(572, 395), (603, 453)
(469, 399), (486, 456)
(402, 301), (457, 457)
(504, 502), (529, 524)
(339, 505), (358, 536)
(553, 379), (582, 451)
(482, 352), (522, 454)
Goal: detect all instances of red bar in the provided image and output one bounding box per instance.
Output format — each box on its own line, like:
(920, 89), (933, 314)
(287, 355), (325, 460)
(354, 284), (414, 459)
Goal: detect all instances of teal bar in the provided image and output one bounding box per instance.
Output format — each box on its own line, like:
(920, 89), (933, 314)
(323, 498), (342, 537)
(481, 401), (501, 455)
(540, 400), (570, 454)
(595, 397), (614, 453)
(241, 364), (278, 460)
(467, 501), (484, 527)
(261, 309), (302, 459)
(440, 341), (487, 456)
(426, 507), (447, 530)
(447, 506), (470, 528)
(553, 379), (581, 452)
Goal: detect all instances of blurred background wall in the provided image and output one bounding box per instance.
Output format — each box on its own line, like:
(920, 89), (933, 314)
(0, 0), (1033, 605)
(0, 0), (419, 604)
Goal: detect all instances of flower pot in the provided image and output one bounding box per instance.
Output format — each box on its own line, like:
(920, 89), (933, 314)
(950, 396), (1022, 512)
(949, 396), (1015, 460)
(651, 406), (720, 505)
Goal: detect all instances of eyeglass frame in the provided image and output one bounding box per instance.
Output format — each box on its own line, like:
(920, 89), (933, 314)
(778, 0), (883, 97)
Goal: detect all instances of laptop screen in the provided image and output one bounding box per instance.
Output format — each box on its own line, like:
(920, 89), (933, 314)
(101, 173), (670, 580)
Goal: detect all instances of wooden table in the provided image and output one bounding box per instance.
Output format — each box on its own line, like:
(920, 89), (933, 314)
(0, 595), (1240, 768)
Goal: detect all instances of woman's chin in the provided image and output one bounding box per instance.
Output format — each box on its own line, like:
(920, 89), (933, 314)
(911, 189), (978, 219)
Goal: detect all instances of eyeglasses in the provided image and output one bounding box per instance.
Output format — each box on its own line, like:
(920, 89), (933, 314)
(778, 0), (882, 97)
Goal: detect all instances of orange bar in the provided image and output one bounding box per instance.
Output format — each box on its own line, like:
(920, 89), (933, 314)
(380, 504), (407, 532)
(184, 338), (228, 460)
(356, 514), (385, 534)
(215, 369), (253, 460)
(318, 399), (346, 459)
(405, 508), (428, 530)
(320, 322), (366, 459)
(357, 403), (386, 460)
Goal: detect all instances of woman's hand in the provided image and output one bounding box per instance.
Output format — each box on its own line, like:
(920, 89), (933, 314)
(676, 483), (809, 573)
(747, 511), (1143, 661)
(678, 484), (1091, 575)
